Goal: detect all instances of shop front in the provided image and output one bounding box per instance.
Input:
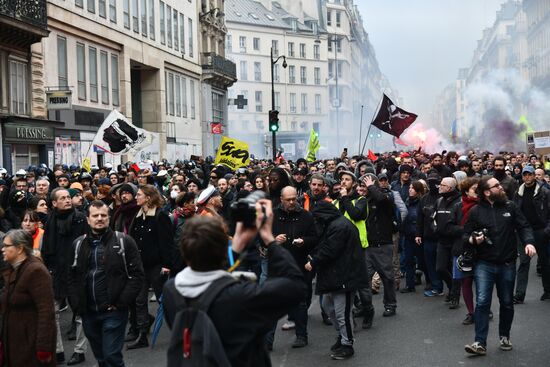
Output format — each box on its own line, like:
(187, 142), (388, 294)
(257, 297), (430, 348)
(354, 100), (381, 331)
(1, 118), (58, 172)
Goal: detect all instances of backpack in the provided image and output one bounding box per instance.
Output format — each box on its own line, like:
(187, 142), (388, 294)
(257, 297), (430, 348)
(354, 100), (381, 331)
(164, 276), (236, 367)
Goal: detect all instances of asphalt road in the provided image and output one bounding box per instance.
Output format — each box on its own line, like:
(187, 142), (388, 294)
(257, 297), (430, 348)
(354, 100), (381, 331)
(59, 265), (550, 367)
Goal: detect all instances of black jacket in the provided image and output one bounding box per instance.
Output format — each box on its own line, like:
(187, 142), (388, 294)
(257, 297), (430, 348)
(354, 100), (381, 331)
(272, 205), (318, 268)
(464, 200), (535, 264)
(416, 190), (440, 241)
(67, 228), (144, 315)
(333, 191), (368, 221)
(163, 245), (304, 367)
(366, 185), (394, 245)
(403, 196), (420, 238)
(434, 191), (462, 247)
(514, 183), (550, 236)
(310, 202), (366, 294)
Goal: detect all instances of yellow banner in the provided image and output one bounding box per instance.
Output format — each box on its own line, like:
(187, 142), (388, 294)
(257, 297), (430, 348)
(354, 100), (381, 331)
(214, 136), (250, 170)
(82, 157), (91, 172)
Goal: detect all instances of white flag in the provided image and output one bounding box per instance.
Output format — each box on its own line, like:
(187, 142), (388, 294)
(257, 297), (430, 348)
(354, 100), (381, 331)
(92, 110), (155, 156)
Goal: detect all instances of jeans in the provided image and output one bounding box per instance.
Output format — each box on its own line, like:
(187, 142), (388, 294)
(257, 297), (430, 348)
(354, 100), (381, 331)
(474, 260), (516, 346)
(424, 240), (443, 292)
(82, 309), (128, 367)
(403, 236), (424, 289)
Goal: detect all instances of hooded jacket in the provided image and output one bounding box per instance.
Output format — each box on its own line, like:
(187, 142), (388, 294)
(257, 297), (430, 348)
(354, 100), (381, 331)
(310, 202), (366, 294)
(433, 190), (462, 247)
(354, 160), (375, 178)
(366, 184), (395, 245)
(513, 182), (550, 236)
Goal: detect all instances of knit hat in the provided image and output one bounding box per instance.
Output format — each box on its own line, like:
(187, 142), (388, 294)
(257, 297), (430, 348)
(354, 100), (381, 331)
(68, 188), (80, 198)
(119, 183), (136, 196)
(399, 165), (413, 174)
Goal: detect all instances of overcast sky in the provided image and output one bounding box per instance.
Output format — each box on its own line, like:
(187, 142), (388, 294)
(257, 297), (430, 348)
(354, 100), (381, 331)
(358, 0), (507, 120)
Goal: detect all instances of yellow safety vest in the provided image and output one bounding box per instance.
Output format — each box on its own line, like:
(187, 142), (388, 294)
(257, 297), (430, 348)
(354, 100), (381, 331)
(334, 198), (368, 248)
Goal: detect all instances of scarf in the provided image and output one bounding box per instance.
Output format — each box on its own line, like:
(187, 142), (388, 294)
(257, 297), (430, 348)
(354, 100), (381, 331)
(113, 200), (140, 234)
(174, 267), (232, 298)
(42, 208), (75, 257)
(461, 195), (479, 225)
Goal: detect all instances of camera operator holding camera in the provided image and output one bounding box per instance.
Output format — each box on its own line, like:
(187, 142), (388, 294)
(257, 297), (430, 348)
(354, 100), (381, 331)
(463, 177), (536, 356)
(163, 199), (305, 367)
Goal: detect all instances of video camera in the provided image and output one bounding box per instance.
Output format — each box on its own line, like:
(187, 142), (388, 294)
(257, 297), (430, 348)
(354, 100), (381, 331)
(473, 228), (493, 246)
(230, 191), (266, 227)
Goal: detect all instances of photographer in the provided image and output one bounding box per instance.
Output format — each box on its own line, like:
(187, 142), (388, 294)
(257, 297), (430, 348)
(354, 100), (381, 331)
(163, 199), (305, 366)
(463, 177), (536, 356)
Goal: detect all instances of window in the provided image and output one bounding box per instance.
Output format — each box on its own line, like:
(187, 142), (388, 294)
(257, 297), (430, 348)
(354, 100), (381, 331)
(328, 61), (334, 78)
(300, 66), (307, 84)
(188, 18), (193, 57)
(179, 13), (185, 53)
(182, 76), (187, 117)
(167, 5), (172, 47)
(132, 0), (138, 32)
(336, 11), (341, 27)
(88, 0), (95, 13)
(100, 51), (109, 104)
(76, 43), (86, 100)
(76, 0), (83, 8)
(255, 91), (262, 112)
(175, 75), (181, 116)
(314, 67), (320, 84)
(327, 10), (331, 26)
(9, 60), (28, 115)
(256, 120), (263, 130)
(212, 92), (224, 124)
(288, 42), (294, 57)
(274, 92), (280, 111)
(337, 61), (343, 78)
(336, 39), (342, 52)
(242, 120), (249, 130)
(240, 61), (247, 80)
(291, 19), (297, 32)
(149, 0), (155, 39)
(299, 43), (306, 58)
(254, 62), (261, 81)
(111, 54), (119, 106)
(315, 94), (321, 113)
(109, 0), (116, 22)
(253, 37), (260, 51)
(168, 72), (174, 115)
(301, 93), (307, 113)
(141, 0), (147, 36)
(239, 36), (246, 52)
(291, 121), (297, 131)
(290, 93), (296, 113)
(123, 0), (130, 28)
(57, 36), (68, 88)
(173, 10), (179, 51)
(226, 34), (232, 53)
(89, 47), (98, 102)
(160, 1), (165, 44)
(272, 40), (279, 56)
(314, 44), (320, 59)
(273, 64), (280, 82)
(288, 65), (295, 83)
(190, 79), (195, 118)
(99, 0), (106, 17)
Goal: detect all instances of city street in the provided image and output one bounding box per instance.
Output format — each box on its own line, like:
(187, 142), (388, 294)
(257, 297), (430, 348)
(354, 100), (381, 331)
(59, 266), (550, 367)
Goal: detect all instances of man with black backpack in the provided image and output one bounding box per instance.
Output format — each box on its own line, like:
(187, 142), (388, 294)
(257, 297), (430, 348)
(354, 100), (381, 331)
(163, 199), (305, 367)
(68, 200), (144, 367)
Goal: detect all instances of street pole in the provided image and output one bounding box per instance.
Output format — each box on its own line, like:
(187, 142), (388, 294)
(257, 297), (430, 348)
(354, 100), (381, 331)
(271, 47), (276, 161)
(334, 35), (340, 154)
(358, 105), (364, 154)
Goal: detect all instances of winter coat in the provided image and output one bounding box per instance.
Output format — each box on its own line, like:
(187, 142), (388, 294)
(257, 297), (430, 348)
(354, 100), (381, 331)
(390, 179), (411, 203)
(163, 244), (305, 367)
(366, 185), (395, 245)
(513, 182), (550, 236)
(464, 200), (535, 264)
(403, 196), (420, 238)
(416, 191), (440, 241)
(68, 228), (145, 315)
(1, 256), (56, 367)
(272, 205), (318, 268)
(310, 202), (366, 294)
(433, 190), (462, 247)
(299, 191), (332, 212)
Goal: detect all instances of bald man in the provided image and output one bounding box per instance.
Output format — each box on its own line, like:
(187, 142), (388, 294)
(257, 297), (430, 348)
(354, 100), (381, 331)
(434, 176), (463, 309)
(535, 168), (550, 190)
(265, 186), (318, 349)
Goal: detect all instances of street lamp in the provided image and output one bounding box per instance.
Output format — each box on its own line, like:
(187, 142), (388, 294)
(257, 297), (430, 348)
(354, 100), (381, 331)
(329, 34), (342, 153)
(271, 47), (287, 160)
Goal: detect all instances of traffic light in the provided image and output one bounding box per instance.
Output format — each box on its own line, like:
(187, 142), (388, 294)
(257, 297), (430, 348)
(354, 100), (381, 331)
(269, 110), (279, 132)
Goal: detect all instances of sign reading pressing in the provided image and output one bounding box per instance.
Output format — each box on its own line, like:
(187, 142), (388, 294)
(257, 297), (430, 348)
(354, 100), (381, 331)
(46, 90), (72, 110)
(214, 136), (250, 170)
(4, 124), (55, 143)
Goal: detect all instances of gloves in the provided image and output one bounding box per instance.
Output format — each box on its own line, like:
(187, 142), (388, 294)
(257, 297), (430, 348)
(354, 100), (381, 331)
(36, 351), (53, 363)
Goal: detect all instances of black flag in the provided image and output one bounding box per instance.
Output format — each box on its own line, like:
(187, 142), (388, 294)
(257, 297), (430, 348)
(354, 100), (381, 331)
(372, 94), (417, 138)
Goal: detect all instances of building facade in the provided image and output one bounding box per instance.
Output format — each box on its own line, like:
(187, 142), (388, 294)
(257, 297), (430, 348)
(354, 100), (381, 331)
(0, 0), (53, 171)
(43, 0), (202, 167)
(523, 0), (550, 93)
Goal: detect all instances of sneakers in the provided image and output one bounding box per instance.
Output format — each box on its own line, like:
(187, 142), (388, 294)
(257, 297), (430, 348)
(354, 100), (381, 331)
(449, 299), (460, 309)
(291, 336), (308, 348)
(540, 292), (550, 301)
(513, 295), (524, 304)
(424, 290), (444, 297)
(330, 336), (342, 352)
(462, 313), (474, 325)
(465, 341), (486, 356)
(330, 345), (354, 360)
(499, 336), (513, 351)
(382, 307), (396, 317)
(281, 321), (296, 330)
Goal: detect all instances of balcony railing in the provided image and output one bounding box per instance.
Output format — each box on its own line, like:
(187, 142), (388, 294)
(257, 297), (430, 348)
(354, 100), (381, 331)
(201, 52), (237, 80)
(0, 0), (47, 29)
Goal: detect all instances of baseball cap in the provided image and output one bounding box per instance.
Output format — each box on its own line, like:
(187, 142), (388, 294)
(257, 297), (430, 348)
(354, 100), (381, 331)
(522, 165), (535, 174)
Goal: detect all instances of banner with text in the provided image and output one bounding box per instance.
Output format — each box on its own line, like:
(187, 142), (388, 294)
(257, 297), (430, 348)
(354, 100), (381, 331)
(214, 136), (250, 170)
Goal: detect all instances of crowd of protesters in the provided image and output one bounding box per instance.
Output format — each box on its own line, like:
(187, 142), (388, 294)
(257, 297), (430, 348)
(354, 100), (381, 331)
(0, 148), (549, 364)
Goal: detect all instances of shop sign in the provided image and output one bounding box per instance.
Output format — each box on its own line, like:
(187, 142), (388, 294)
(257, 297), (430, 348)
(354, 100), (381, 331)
(4, 124), (55, 143)
(46, 90), (72, 110)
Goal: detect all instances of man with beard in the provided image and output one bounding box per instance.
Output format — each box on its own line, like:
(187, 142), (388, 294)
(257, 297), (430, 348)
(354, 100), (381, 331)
(292, 168), (309, 197)
(492, 156), (518, 200)
(464, 177), (536, 356)
(112, 184), (140, 234)
(300, 174), (332, 211)
(431, 153), (452, 178)
(42, 187), (89, 364)
(217, 178), (234, 222)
